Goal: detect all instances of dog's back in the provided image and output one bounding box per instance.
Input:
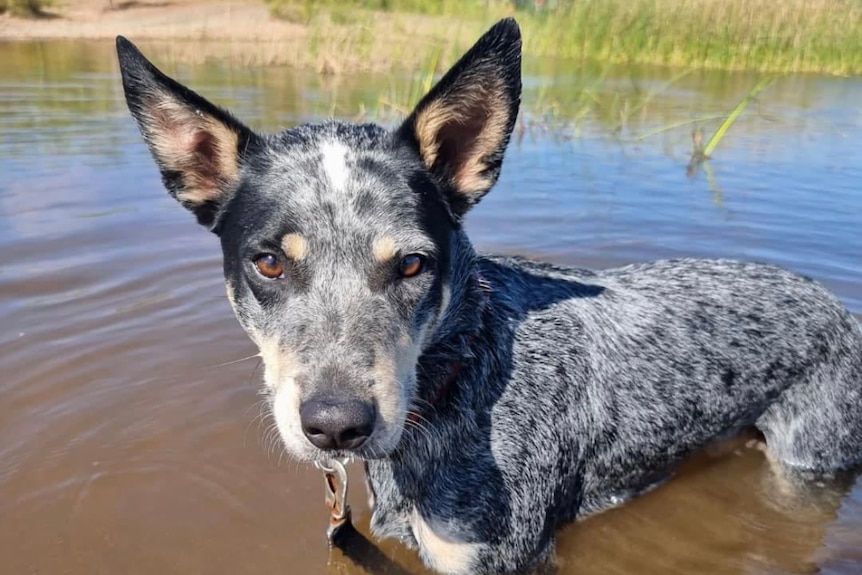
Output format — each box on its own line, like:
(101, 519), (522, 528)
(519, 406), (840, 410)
(482, 256), (862, 516)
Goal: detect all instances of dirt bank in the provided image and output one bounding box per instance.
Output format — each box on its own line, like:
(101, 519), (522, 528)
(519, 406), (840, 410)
(1, 0), (300, 41)
(0, 0), (475, 71)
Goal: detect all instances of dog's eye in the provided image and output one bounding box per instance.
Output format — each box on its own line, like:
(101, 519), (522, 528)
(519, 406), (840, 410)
(253, 253), (284, 279)
(398, 254), (426, 278)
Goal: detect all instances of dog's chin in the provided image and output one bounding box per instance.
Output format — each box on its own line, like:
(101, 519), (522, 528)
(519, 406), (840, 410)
(310, 443), (394, 462)
(277, 425), (404, 463)
(281, 440), (399, 463)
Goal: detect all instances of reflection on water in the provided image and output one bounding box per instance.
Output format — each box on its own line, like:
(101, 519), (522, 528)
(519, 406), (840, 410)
(1, 40), (861, 575)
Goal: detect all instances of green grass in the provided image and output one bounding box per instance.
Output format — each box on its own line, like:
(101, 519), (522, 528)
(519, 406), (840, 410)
(701, 75), (775, 158)
(522, 0), (862, 75)
(685, 75), (775, 177)
(266, 0), (862, 75)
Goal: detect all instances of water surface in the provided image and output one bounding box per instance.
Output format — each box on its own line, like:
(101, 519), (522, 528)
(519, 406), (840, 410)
(1, 40), (861, 575)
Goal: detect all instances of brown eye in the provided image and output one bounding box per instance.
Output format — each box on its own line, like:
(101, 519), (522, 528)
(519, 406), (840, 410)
(253, 253), (284, 279)
(398, 254), (425, 278)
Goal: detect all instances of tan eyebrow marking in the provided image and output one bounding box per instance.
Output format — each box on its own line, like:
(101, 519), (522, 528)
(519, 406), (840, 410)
(281, 233), (308, 261)
(372, 235), (398, 263)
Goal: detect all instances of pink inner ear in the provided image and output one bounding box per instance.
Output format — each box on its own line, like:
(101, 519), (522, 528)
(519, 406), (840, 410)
(436, 113), (486, 175)
(187, 129), (222, 175)
(411, 73), (510, 201)
(435, 102), (501, 195)
(147, 103), (240, 205)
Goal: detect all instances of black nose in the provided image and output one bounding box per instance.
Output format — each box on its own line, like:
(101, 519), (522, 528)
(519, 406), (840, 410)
(299, 398), (375, 451)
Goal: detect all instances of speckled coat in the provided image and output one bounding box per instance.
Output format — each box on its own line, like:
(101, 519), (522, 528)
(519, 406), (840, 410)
(117, 18), (862, 575)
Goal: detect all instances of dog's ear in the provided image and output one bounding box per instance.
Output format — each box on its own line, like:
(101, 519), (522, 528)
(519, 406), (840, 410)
(397, 18), (521, 219)
(116, 36), (256, 230)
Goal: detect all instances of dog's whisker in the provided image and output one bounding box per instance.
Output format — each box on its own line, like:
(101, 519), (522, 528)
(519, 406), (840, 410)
(247, 359), (264, 384)
(410, 398), (435, 411)
(202, 353), (261, 370)
(261, 421), (282, 464)
(405, 408), (432, 426)
(370, 443), (383, 461)
(404, 414), (436, 445)
(242, 403), (267, 448)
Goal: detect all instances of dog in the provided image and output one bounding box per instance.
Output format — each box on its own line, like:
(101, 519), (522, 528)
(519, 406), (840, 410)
(116, 18), (862, 575)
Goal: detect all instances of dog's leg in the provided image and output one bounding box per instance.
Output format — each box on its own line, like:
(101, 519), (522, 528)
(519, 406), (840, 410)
(756, 316), (862, 473)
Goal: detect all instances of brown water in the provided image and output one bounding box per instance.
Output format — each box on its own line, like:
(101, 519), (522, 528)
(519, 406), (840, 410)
(2, 40), (861, 575)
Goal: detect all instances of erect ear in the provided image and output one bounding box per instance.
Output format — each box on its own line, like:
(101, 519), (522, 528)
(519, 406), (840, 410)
(116, 36), (256, 230)
(397, 18), (521, 219)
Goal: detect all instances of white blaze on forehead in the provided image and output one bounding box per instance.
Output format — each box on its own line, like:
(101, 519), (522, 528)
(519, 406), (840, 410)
(320, 140), (350, 191)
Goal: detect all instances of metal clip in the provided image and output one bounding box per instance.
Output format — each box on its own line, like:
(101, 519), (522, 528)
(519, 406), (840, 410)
(314, 458), (352, 544)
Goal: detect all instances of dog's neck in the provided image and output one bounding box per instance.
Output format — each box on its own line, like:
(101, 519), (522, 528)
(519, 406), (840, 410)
(413, 235), (490, 413)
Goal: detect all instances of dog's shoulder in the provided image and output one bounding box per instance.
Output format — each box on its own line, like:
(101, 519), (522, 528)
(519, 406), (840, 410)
(477, 253), (605, 306)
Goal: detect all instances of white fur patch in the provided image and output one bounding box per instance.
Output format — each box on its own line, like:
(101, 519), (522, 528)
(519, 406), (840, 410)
(253, 337), (309, 457)
(224, 281), (238, 312)
(320, 140), (350, 192)
(273, 376), (306, 456)
(257, 337), (282, 389)
(411, 510), (480, 574)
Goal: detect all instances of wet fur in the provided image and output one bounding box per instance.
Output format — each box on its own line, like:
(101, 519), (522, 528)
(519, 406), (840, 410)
(117, 20), (862, 575)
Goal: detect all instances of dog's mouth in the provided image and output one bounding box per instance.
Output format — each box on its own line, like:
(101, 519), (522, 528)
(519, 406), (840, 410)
(295, 426), (404, 462)
(308, 441), (394, 463)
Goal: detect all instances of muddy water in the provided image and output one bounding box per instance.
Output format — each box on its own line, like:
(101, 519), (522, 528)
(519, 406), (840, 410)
(2, 40), (861, 575)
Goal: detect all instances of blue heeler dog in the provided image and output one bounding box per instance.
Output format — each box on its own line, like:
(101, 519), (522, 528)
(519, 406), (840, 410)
(116, 18), (862, 575)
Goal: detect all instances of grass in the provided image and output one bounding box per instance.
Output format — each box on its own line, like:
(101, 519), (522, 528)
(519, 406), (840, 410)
(523, 0), (862, 75)
(266, 0), (862, 76)
(255, 3), (489, 73)
(700, 76), (775, 158)
(4, 31), (787, 180)
(686, 75), (775, 177)
(0, 0), (51, 17)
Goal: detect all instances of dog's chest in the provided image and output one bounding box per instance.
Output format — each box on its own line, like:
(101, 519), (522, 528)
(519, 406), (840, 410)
(365, 461), (418, 545)
(366, 462), (484, 573)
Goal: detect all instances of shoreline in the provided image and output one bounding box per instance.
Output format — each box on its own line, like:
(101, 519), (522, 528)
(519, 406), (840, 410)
(2, 0), (860, 75)
(0, 0), (479, 72)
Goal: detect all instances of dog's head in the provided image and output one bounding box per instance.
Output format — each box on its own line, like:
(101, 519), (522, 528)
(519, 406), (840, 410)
(116, 20), (521, 461)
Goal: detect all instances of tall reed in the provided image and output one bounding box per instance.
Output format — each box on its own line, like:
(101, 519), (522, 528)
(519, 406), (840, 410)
(268, 0), (862, 75)
(523, 0), (862, 75)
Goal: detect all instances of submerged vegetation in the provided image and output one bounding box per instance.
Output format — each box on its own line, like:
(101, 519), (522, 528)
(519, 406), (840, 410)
(267, 0), (862, 76)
